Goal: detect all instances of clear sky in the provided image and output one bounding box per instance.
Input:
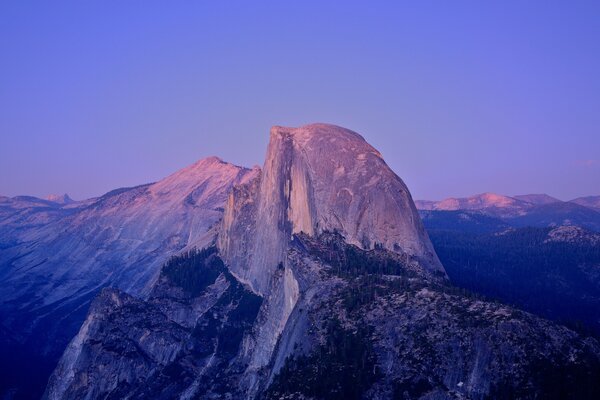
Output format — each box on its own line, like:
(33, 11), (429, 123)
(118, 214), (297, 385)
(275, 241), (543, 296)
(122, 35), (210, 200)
(1, 1), (599, 201)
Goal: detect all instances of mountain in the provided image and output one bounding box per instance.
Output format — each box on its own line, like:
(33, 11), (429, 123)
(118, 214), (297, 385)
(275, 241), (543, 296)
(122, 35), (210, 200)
(508, 201), (600, 231)
(545, 225), (600, 245)
(416, 192), (600, 232)
(415, 192), (533, 219)
(513, 193), (561, 205)
(219, 124), (443, 295)
(43, 124), (600, 399)
(0, 157), (257, 399)
(572, 195), (600, 211)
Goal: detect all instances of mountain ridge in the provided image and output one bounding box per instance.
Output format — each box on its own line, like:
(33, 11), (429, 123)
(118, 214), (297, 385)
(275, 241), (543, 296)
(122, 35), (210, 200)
(417, 192), (600, 211)
(416, 192), (600, 232)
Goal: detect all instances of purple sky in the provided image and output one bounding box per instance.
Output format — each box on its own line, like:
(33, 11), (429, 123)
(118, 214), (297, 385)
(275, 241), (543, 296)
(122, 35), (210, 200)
(1, 1), (599, 201)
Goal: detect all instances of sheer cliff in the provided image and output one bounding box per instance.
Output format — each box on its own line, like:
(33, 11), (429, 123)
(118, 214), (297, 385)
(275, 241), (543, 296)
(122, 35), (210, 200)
(218, 123), (443, 295)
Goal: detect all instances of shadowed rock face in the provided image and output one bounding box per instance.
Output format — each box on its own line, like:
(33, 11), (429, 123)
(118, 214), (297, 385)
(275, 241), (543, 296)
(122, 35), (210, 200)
(219, 123), (443, 295)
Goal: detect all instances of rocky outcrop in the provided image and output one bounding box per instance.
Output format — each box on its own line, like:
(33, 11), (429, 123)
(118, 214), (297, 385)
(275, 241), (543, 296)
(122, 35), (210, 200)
(545, 225), (600, 245)
(266, 234), (600, 400)
(219, 123), (443, 295)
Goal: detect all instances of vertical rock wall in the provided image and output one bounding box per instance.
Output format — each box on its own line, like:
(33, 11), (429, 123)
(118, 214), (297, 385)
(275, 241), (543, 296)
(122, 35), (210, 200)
(218, 123), (444, 295)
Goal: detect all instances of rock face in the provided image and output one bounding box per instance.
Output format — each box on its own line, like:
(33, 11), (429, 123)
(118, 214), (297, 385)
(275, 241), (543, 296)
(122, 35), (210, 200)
(219, 123), (443, 295)
(0, 157), (256, 399)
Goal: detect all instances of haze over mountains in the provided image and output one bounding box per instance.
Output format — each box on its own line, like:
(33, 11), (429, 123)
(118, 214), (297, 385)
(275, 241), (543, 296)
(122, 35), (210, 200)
(1, 124), (600, 399)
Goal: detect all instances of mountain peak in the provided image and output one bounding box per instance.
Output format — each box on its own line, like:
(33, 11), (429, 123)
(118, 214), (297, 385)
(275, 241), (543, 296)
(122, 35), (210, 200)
(149, 156), (257, 202)
(219, 123), (443, 294)
(196, 155), (225, 164)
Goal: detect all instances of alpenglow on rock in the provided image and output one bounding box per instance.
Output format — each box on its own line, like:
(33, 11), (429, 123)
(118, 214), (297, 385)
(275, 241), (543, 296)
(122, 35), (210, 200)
(218, 123), (444, 294)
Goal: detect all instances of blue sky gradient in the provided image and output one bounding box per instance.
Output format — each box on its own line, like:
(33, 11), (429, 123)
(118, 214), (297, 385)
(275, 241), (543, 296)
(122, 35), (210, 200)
(1, 1), (599, 200)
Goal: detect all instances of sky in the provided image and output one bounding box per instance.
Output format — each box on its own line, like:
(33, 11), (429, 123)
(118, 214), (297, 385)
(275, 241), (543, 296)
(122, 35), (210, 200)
(1, 1), (599, 201)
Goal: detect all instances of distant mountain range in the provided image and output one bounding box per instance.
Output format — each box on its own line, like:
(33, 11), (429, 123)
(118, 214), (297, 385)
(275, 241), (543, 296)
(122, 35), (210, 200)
(416, 192), (600, 232)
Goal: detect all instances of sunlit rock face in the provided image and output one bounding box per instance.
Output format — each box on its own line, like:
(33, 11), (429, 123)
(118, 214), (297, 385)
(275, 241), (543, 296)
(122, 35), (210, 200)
(218, 123), (443, 294)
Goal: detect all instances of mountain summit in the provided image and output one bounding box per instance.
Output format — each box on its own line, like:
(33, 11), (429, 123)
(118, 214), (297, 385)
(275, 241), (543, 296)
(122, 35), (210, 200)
(219, 123), (443, 294)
